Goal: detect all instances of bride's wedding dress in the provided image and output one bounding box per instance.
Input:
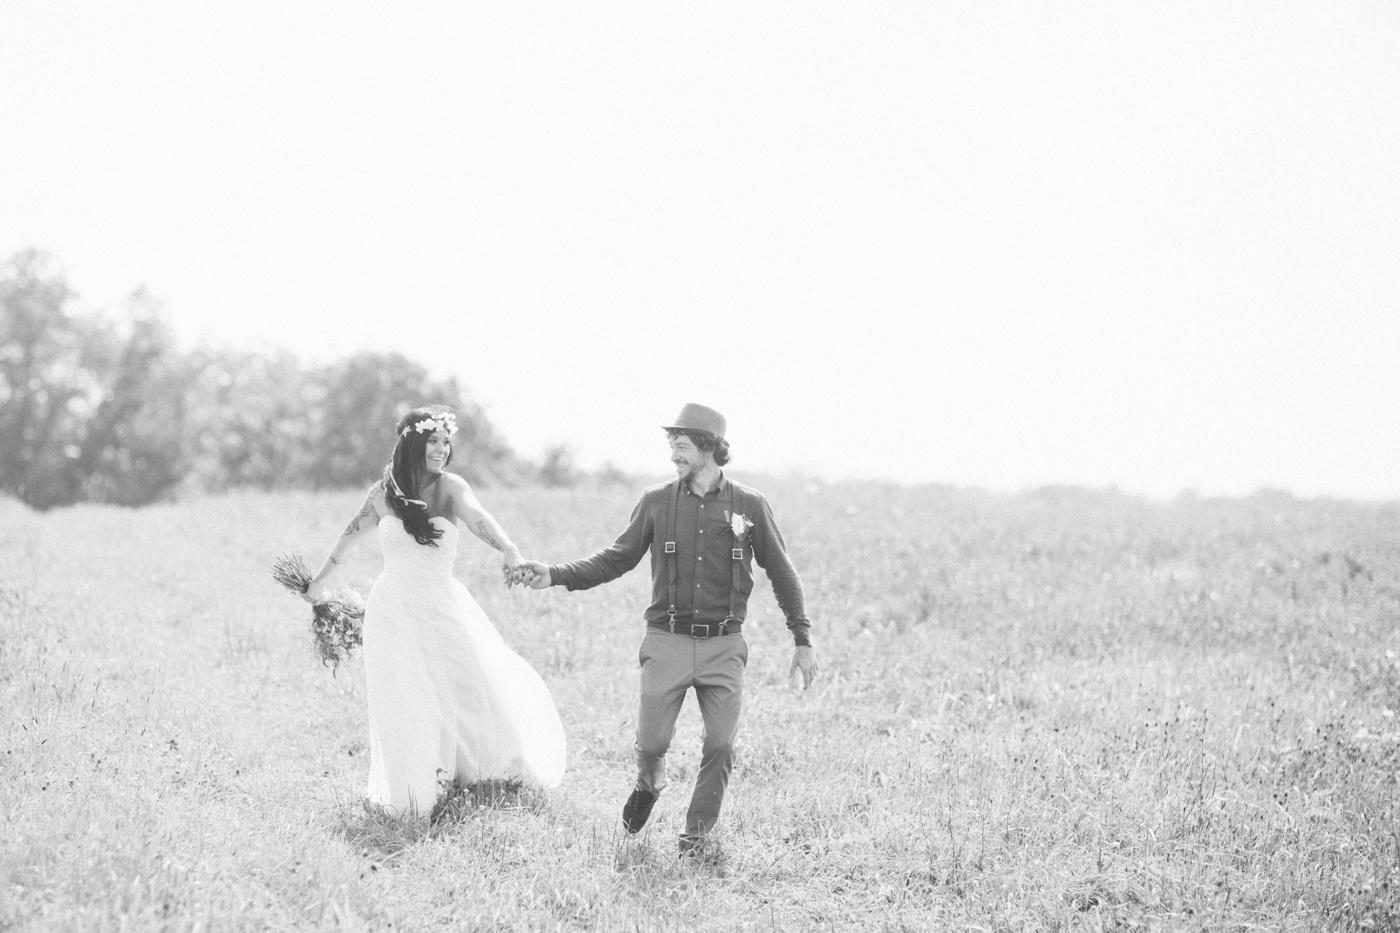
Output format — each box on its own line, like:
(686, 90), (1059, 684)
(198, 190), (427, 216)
(362, 514), (565, 816)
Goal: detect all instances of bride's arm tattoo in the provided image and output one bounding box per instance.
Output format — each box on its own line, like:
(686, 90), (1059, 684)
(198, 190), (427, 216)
(475, 519), (504, 551)
(342, 503), (373, 537)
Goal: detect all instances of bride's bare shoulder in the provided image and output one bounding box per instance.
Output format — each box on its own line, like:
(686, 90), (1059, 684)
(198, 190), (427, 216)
(438, 472), (471, 493)
(435, 472), (477, 515)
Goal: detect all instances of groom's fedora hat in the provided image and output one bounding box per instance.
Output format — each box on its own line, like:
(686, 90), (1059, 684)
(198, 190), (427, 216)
(662, 403), (727, 441)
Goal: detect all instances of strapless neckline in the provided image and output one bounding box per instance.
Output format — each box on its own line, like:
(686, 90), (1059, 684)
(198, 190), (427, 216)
(381, 513), (458, 536)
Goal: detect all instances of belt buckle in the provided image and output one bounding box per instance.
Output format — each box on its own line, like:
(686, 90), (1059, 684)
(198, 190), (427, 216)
(690, 623), (711, 639)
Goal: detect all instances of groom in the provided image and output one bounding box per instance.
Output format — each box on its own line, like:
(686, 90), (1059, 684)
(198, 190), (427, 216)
(520, 403), (818, 855)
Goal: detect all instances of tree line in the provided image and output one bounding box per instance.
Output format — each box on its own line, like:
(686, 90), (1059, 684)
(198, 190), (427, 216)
(1, 249), (596, 510)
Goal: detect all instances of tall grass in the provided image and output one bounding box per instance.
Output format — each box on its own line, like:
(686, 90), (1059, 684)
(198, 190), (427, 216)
(1, 480), (1397, 930)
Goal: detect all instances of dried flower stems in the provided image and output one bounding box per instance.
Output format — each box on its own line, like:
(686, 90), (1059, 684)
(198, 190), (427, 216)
(271, 551), (364, 673)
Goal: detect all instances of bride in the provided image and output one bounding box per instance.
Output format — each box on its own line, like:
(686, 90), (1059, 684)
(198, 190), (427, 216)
(304, 405), (566, 817)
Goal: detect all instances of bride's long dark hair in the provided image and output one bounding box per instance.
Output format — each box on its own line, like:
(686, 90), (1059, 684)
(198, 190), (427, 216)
(382, 405), (455, 546)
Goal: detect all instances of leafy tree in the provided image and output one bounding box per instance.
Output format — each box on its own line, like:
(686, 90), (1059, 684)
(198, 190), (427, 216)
(313, 352), (451, 488)
(69, 291), (190, 505)
(0, 248), (550, 506)
(0, 251), (104, 508)
(0, 252), (193, 508)
(312, 351), (533, 488)
(180, 346), (318, 491)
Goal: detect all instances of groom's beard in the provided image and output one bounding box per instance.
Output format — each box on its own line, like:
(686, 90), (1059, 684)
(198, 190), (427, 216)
(674, 457), (711, 484)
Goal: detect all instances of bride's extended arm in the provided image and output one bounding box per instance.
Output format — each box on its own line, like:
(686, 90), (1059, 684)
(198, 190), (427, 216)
(443, 474), (525, 572)
(305, 486), (381, 602)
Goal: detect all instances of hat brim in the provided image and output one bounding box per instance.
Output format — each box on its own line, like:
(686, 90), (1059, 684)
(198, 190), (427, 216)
(661, 424), (723, 440)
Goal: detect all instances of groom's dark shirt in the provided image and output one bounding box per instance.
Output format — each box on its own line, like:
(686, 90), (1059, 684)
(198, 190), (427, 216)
(547, 473), (812, 646)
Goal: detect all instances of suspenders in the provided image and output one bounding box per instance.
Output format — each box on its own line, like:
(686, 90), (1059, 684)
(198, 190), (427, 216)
(664, 479), (743, 635)
(664, 481), (682, 629)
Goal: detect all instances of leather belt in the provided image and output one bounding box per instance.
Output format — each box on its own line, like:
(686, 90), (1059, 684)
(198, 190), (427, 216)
(648, 621), (742, 639)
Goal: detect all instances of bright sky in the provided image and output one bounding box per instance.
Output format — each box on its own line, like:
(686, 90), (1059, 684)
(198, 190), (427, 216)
(3, 2), (1397, 500)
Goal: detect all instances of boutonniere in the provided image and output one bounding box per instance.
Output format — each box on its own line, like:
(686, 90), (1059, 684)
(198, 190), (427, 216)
(727, 511), (753, 540)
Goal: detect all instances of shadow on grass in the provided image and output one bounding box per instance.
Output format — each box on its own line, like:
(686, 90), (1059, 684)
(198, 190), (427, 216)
(331, 778), (549, 861)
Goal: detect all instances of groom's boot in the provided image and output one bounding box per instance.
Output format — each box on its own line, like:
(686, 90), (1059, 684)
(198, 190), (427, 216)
(621, 788), (659, 834)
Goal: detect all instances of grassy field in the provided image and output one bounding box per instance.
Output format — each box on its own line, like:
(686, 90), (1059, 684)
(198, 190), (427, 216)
(1, 478), (1398, 931)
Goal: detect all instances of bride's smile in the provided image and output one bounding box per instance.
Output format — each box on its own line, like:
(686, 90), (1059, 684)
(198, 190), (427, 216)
(424, 429), (451, 473)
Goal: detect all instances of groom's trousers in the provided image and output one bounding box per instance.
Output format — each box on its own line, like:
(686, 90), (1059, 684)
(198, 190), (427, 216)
(634, 629), (748, 837)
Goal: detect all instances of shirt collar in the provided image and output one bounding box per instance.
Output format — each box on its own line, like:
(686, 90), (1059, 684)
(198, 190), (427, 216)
(683, 470), (729, 499)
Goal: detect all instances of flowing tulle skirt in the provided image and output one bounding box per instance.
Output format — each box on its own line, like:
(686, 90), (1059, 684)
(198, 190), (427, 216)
(362, 519), (565, 817)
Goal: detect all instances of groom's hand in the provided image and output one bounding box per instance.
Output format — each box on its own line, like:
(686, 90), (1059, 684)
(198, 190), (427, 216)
(789, 646), (818, 690)
(521, 560), (552, 589)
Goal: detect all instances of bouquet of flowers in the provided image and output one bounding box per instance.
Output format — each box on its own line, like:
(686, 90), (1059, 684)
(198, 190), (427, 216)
(270, 552), (364, 673)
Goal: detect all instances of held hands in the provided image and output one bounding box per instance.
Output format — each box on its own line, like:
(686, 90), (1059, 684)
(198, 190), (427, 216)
(522, 562), (552, 589)
(502, 556), (552, 589)
(502, 550), (531, 588)
(789, 645), (819, 690)
(515, 560), (552, 589)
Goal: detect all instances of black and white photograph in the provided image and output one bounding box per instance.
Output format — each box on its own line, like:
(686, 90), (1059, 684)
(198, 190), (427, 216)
(2, 2), (1397, 929)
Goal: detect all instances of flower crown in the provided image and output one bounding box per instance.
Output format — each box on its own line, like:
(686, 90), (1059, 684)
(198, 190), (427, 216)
(401, 412), (457, 437)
